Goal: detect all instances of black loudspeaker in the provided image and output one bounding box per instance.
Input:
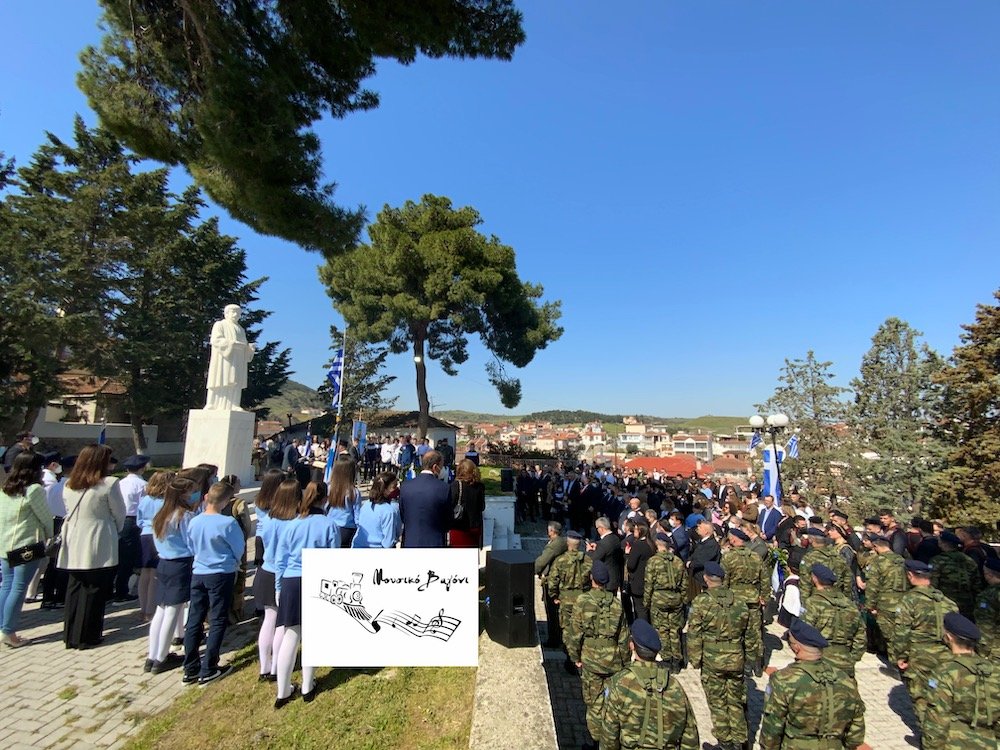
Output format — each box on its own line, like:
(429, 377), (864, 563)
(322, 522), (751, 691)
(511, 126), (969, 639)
(486, 549), (536, 647)
(500, 468), (514, 492)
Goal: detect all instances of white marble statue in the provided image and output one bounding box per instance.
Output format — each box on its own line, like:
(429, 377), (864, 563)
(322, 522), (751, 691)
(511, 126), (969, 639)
(205, 304), (256, 411)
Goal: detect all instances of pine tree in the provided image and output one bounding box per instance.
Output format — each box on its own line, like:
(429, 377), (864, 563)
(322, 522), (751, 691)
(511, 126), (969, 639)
(928, 290), (1000, 537)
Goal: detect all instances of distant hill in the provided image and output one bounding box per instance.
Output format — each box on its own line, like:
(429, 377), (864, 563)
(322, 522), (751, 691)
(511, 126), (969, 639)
(260, 379), (327, 418)
(434, 410), (745, 434)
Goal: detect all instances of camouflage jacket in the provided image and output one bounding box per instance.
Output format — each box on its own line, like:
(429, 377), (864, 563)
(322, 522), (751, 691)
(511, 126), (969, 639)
(975, 583), (1000, 659)
(892, 586), (958, 668)
(863, 551), (908, 613)
(643, 549), (687, 612)
(923, 653), (1000, 750)
(722, 545), (769, 605)
(570, 588), (629, 674)
(759, 658), (866, 750)
(600, 661), (701, 750)
(548, 550), (592, 605)
(799, 588), (866, 673)
(931, 550), (982, 615)
(687, 586), (760, 673)
(748, 537), (771, 561)
(799, 546), (853, 600)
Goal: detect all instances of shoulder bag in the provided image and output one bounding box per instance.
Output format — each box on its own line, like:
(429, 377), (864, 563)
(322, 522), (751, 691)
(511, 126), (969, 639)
(453, 481), (466, 521)
(44, 487), (85, 557)
(6, 488), (60, 566)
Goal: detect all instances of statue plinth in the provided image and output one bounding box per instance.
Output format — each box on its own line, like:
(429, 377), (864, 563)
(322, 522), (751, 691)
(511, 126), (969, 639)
(182, 408), (255, 486)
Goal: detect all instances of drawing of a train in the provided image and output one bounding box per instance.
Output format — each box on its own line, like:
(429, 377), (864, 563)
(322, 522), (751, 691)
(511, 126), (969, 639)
(319, 572), (364, 606)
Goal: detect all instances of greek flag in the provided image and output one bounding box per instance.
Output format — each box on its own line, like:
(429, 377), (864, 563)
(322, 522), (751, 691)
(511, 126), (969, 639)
(323, 445), (336, 485)
(327, 348), (344, 409)
(303, 425), (312, 459)
(762, 447), (784, 505)
(748, 430), (762, 452)
(786, 434), (799, 460)
(98, 421), (107, 445)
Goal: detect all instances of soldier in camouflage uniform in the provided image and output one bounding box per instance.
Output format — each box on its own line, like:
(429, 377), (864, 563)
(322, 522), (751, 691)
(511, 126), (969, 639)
(760, 619), (867, 750)
(799, 563), (866, 679)
(931, 530), (982, 619)
(548, 530), (592, 667)
(687, 561), (761, 750)
(974, 558), (1000, 659)
(722, 527), (769, 674)
(798, 528), (852, 601)
(569, 560), (629, 750)
(643, 531), (688, 671)
(599, 619), (700, 750)
(893, 559), (959, 731)
(863, 534), (908, 660)
(923, 612), (1000, 750)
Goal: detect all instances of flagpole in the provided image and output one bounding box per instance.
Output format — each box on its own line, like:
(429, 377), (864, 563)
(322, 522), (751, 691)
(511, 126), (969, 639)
(333, 324), (348, 444)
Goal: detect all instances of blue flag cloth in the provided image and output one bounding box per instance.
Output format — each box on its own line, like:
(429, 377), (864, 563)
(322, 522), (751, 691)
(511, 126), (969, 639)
(748, 430), (763, 452)
(327, 348), (344, 409)
(323, 445), (336, 485)
(98, 423), (107, 445)
(762, 447), (784, 505)
(303, 425), (312, 459)
(786, 434), (799, 460)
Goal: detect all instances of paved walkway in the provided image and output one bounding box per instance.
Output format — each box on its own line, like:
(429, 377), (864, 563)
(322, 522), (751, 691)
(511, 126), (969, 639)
(520, 535), (917, 750)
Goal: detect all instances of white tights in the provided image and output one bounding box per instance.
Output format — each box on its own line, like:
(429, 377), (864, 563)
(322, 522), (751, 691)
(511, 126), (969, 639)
(148, 603), (184, 662)
(258, 606), (279, 675)
(276, 625), (314, 700)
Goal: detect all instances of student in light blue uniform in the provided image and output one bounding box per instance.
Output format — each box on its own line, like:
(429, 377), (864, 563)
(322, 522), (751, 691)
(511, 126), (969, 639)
(256, 478), (301, 681)
(136, 471), (173, 623)
(146, 478), (196, 673)
(252, 468), (285, 679)
(273, 481), (340, 707)
(181, 481), (245, 686)
(352, 472), (402, 549)
(326, 458), (361, 547)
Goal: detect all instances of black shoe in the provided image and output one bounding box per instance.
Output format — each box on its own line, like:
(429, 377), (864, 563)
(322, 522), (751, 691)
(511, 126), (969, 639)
(151, 653), (183, 674)
(171, 637), (183, 647)
(40, 601), (57, 610)
(302, 686), (317, 703)
(258, 673), (277, 683)
(114, 594), (139, 603)
(274, 684), (299, 709)
(143, 659), (155, 673)
(199, 665), (234, 686)
(182, 673), (199, 685)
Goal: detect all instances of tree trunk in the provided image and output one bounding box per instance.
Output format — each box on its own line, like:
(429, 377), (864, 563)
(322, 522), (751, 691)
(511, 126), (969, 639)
(131, 411), (148, 452)
(413, 335), (429, 439)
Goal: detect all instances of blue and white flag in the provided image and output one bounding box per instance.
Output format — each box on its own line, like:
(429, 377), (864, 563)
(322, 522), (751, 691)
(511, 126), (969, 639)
(748, 430), (763, 452)
(762, 447), (785, 505)
(98, 421), (107, 445)
(327, 348), (344, 410)
(323, 445), (336, 485)
(786, 434), (799, 460)
(303, 424), (312, 459)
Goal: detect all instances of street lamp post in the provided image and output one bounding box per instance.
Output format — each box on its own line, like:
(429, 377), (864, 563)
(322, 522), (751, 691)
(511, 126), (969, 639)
(749, 413), (789, 497)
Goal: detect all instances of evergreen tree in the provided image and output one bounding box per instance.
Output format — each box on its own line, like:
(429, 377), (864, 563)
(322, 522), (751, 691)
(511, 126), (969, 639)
(316, 325), (398, 437)
(849, 318), (945, 514)
(756, 351), (854, 505)
(928, 290), (1000, 537)
(79, 1), (525, 256)
(319, 194), (562, 437)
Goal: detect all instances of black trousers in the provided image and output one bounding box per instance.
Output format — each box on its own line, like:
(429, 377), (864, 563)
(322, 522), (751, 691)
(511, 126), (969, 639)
(42, 517), (67, 605)
(541, 582), (562, 647)
(115, 517), (140, 596)
(64, 567), (115, 648)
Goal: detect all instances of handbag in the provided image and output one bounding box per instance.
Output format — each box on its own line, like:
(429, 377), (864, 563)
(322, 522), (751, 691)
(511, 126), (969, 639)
(453, 481), (466, 521)
(44, 487), (85, 557)
(7, 541), (46, 567)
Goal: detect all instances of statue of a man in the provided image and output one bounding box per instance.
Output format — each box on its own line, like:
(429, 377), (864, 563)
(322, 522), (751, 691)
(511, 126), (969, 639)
(205, 304), (256, 411)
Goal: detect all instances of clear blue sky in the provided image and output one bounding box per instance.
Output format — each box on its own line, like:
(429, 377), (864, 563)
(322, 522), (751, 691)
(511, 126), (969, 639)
(3, 2), (998, 418)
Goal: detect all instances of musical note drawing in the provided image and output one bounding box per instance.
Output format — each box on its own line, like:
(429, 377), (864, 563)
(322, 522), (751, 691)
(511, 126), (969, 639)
(429, 609), (444, 628)
(374, 609), (461, 641)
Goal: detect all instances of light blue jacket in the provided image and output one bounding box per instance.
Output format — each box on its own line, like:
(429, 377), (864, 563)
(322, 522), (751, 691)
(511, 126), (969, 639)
(274, 509), (340, 593)
(153, 511), (194, 559)
(351, 501), (401, 549)
(325, 488), (361, 530)
(137, 495), (164, 536)
(262, 516), (293, 574)
(187, 513), (245, 575)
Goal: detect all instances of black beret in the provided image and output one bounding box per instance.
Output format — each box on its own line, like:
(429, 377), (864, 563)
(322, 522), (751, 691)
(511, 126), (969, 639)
(810, 563), (837, 585)
(943, 612), (981, 641)
(864, 517), (881, 526)
(870, 534), (891, 544)
(728, 528), (750, 542)
(60, 455), (77, 470)
(803, 528), (828, 538)
(905, 559), (932, 574)
(830, 509), (849, 521)
(566, 530), (582, 540)
(939, 531), (962, 546)
(629, 618), (661, 652)
(41, 451), (62, 465)
(591, 560), (610, 585)
(703, 561), (725, 579)
(122, 454), (151, 471)
(655, 532), (671, 544)
(788, 619), (829, 648)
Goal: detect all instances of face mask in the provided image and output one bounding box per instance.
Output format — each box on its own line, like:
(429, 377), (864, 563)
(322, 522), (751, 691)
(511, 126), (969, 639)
(190, 490), (203, 505)
(30, 436), (40, 445)
(54, 466), (62, 475)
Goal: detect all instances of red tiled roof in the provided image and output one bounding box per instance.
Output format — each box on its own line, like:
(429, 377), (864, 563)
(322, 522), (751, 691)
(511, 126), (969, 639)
(58, 370), (127, 397)
(624, 456), (701, 474)
(710, 456), (750, 472)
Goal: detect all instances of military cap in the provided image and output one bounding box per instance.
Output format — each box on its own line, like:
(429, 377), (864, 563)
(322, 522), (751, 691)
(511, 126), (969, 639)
(630, 618), (661, 652)
(787, 619), (829, 648)
(939, 530), (962, 547)
(41, 451), (62, 465)
(703, 561), (725, 579)
(591, 560), (610, 585)
(655, 532), (671, 544)
(904, 559), (932, 574)
(685, 513), (704, 529)
(809, 515), (825, 525)
(728, 528), (750, 542)
(122, 454), (150, 471)
(803, 527), (828, 538)
(863, 516), (881, 526)
(985, 558), (1000, 574)
(830, 508), (849, 521)
(810, 563), (837, 585)
(60, 455), (77, 471)
(869, 533), (891, 544)
(943, 612), (981, 641)
(566, 530), (583, 540)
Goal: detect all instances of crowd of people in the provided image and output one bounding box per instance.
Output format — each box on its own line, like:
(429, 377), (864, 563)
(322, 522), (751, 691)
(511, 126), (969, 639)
(530, 461), (1000, 749)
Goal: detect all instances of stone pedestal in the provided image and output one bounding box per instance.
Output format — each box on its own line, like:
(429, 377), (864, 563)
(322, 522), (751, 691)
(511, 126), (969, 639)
(182, 409), (255, 486)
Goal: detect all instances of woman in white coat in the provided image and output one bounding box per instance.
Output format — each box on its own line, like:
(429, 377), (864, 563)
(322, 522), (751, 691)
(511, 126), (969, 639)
(57, 444), (126, 649)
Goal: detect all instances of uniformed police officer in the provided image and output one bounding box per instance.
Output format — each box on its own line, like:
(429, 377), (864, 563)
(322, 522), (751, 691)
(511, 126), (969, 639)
(799, 563), (866, 679)
(599, 619), (700, 750)
(760, 619), (867, 749)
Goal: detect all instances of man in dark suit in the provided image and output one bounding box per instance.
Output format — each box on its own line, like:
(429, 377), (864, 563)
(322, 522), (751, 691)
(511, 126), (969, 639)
(399, 450), (451, 548)
(565, 470), (587, 534)
(687, 516), (721, 591)
(587, 517), (624, 593)
(757, 494), (780, 542)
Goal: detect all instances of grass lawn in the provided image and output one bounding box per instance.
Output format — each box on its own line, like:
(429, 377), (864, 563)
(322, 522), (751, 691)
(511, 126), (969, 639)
(124, 644), (475, 750)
